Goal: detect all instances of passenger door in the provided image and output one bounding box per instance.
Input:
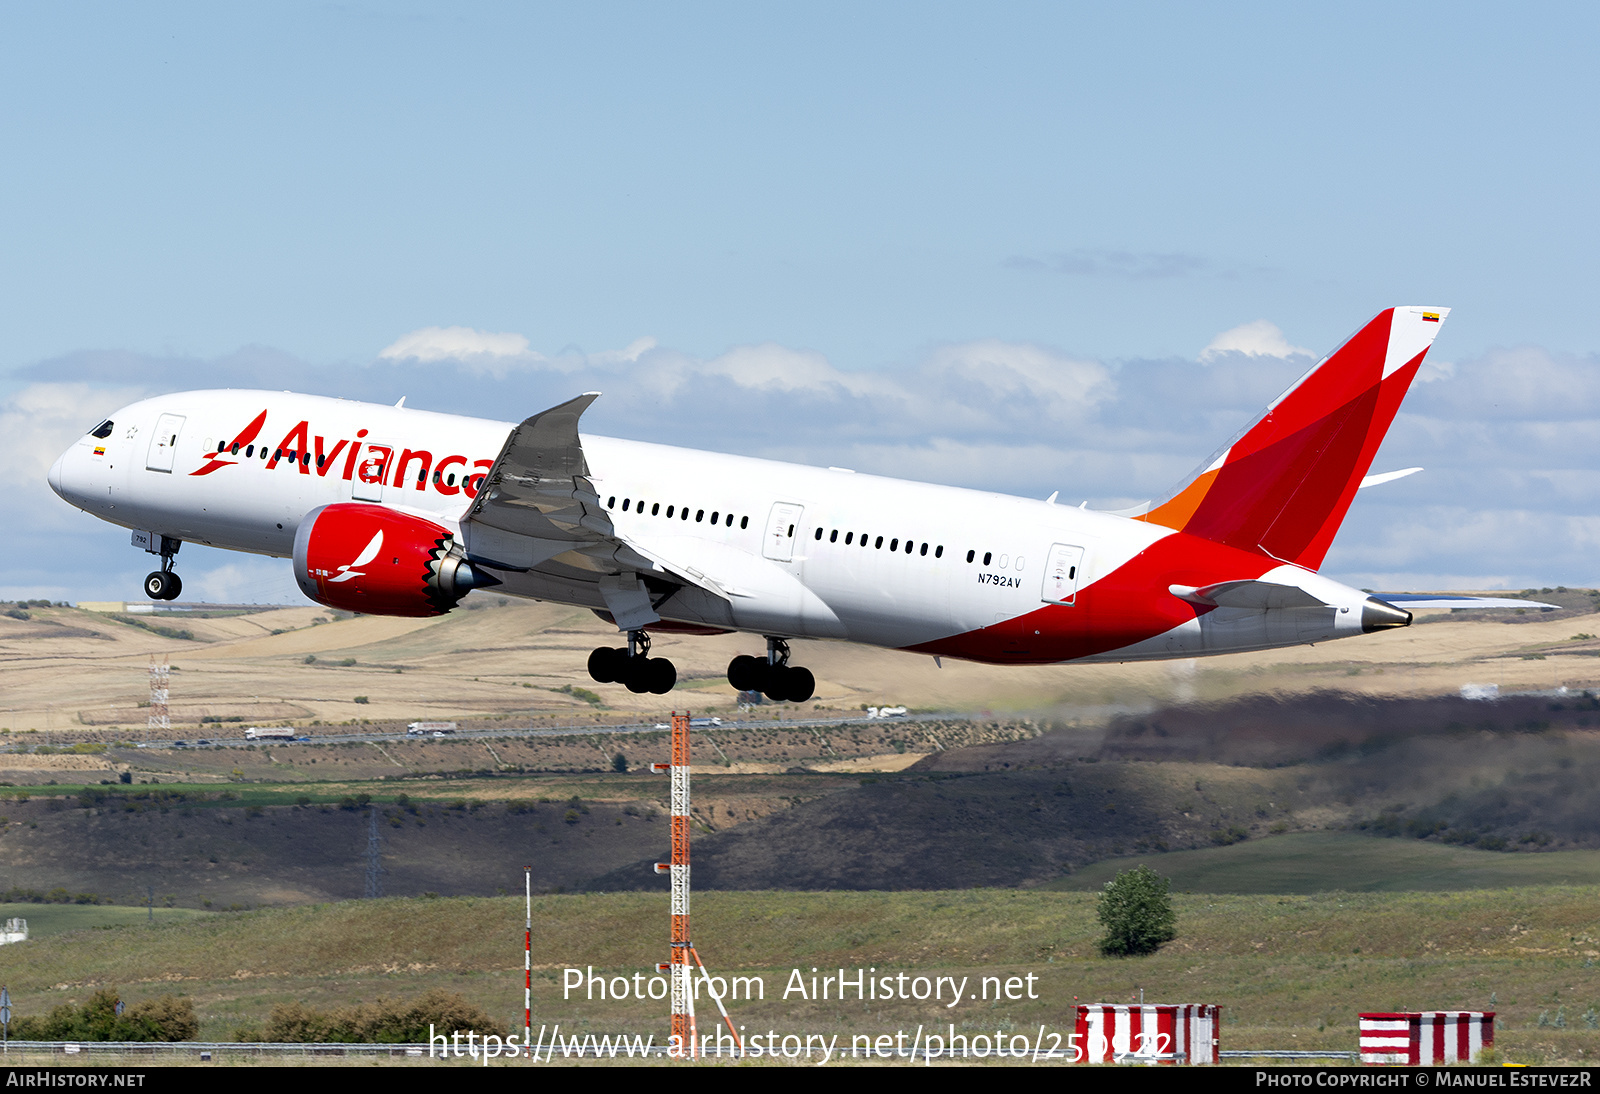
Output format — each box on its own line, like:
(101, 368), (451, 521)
(145, 414), (186, 473)
(1041, 543), (1085, 606)
(762, 502), (804, 563)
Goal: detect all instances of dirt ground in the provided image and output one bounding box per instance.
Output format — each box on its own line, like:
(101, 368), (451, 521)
(2, 594), (1599, 737)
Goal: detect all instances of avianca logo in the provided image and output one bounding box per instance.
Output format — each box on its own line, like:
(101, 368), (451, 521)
(191, 409), (268, 476)
(325, 530), (383, 583)
(189, 410), (495, 500)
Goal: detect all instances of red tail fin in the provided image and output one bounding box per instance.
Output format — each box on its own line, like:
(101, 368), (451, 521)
(1141, 307), (1448, 570)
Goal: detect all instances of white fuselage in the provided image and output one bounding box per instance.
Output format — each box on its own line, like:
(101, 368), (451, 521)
(49, 389), (1383, 665)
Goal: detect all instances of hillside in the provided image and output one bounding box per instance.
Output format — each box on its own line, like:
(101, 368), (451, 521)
(589, 690), (1600, 891)
(6, 687), (1600, 903)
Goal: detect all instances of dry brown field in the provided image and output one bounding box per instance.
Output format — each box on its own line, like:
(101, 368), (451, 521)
(2, 592), (1598, 739)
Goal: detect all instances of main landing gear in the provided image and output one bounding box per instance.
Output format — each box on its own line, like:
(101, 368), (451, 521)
(727, 637), (815, 703)
(587, 630), (677, 695)
(142, 535), (183, 601)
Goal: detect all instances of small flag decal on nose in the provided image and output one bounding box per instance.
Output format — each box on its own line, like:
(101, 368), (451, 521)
(93, 447), (105, 456)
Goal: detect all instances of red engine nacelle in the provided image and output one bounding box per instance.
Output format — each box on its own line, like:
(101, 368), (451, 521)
(292, 503), (491, 617)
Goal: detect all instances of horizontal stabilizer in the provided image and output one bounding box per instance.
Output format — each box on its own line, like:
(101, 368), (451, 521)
(1358, 467), (1423, 489)
(1375, 594), (1560, 610)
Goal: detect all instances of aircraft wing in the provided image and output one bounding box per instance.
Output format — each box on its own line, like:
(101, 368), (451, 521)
(459, 393), (732, 630)
(461, 393), (608, 549)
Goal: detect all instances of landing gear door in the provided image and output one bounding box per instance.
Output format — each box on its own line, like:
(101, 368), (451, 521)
(1042, 543), (1085, 606)
(145, 414), (186, 473)
(352, 440), (393, 502)
(762, 503), (804, 563)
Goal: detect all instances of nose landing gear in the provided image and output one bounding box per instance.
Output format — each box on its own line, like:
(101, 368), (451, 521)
(727, 636), (815, 703)
(587, 629), (677, 695)
(141, 534), (183, 601)
(144, 570), (182, 600)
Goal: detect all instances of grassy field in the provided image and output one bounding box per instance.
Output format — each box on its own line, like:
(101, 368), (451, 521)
(1054, 832), (1600, 893)
(0, 902), (211, 937)
(3, 888), (1600, 1063)
(3, 770), (847, 808)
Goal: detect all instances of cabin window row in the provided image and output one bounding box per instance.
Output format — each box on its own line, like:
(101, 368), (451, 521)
(606, 496), (750, 530)
(216, 442), (326, 469)
(965, 549), (1024, 570)
(219, 441), (278, 460)
(815, 527), (944, 558)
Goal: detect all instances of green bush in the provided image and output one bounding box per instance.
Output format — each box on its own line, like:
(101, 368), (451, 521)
(12, 988), (198, 1041)
(1096, 864), (1177, 957)
(263, 989), (496, 1042)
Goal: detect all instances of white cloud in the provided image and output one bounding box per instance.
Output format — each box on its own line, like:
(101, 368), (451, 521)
(1325, 505), (1600, 590)
(379, 326), (534, 363)
(1410, 346), (1600, 420)
(377, 328), (665, 381)
(1199, 319), (1313, 362)
(0, 381), (149, 532)
(591, 337), (658, 365)
(919, 340), (1112, 425)
(694, 343), (856, 395)
(609, 338), (1112, 441)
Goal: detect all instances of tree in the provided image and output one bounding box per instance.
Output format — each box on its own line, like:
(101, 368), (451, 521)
(1096, 865), (1176, 956)
(12, 988), (198, 1041)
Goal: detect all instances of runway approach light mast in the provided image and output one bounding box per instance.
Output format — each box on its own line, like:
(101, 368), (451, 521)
(654, 711), (741, 1059)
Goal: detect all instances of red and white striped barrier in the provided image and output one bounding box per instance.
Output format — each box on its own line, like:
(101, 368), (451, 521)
(1074, 1004), (1220, 1064)
(1359, 1012), (1494, 1065)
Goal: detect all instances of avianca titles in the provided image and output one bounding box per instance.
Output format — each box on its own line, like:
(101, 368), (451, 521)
(49, 307), (1467, 702)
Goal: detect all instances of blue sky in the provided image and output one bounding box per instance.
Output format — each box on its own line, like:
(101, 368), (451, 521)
(5, 2), (1599, 602)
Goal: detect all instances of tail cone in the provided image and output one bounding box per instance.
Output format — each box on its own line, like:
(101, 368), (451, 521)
(1361, 597), (1412, 633)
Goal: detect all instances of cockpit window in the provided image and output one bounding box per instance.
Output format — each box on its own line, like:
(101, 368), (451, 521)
(89, 420), (114, 439)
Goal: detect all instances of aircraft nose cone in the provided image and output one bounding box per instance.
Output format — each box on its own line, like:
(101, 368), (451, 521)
(47, 451), (67, 499)
(1361, 596), (1413, 633)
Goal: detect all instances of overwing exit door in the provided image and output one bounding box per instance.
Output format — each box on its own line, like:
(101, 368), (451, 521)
(353, 440), (393, 502)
